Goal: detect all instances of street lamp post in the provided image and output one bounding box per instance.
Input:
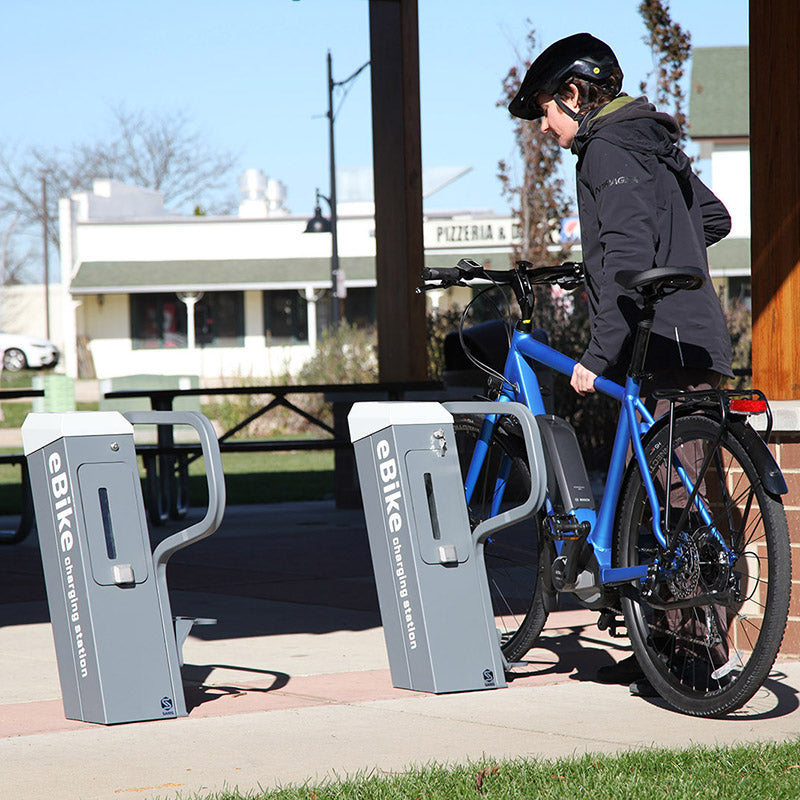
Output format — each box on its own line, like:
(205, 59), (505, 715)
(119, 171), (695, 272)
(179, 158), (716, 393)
(326, 50), (342, 327)
(305, 188), (340, 326)
(305, 51), (369, 329)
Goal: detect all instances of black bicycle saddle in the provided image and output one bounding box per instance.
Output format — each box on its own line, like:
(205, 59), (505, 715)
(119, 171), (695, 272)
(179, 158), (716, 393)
(615, 266), (705, 296)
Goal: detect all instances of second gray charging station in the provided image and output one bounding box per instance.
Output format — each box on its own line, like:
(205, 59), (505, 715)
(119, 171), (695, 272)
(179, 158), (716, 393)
(349, 401), (546, 694)
(23, 410), (225, 725)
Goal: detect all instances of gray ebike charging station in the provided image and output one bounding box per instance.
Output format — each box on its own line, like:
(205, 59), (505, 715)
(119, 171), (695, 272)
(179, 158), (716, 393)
(349, 400), (546, 694)
(22, 410), (225, 725)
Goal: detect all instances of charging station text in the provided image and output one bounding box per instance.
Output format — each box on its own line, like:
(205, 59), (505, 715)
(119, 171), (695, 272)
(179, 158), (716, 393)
(47, 451), (75, 553)
(376, 439), (417, 650)
(48, 448), (89, 679)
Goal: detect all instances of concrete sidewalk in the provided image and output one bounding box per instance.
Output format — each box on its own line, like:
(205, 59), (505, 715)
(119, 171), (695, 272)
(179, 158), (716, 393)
(2, 502), (799, 800)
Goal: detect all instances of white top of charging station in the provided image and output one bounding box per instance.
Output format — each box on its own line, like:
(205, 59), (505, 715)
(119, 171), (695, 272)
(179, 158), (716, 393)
(348, 402), (453, 443)
(22, 412), (134, 455)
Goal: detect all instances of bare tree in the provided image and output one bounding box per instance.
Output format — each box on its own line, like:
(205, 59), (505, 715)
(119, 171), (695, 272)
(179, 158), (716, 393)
(0, 106), (238, 254)
(497, 26), (572, 266)
(0, 211), (36, 286)
(639, 0), (692, 143)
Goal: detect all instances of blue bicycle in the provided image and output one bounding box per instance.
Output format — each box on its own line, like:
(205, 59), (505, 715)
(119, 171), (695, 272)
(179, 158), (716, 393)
(420, 258), (791, 717)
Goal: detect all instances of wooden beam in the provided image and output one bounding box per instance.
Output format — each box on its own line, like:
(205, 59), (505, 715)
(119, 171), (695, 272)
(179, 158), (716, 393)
(369, 0), (428, 382)
(750, 0), (800, 399)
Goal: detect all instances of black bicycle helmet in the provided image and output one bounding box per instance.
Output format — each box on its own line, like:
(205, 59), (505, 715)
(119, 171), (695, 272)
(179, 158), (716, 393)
(509, 33), (622, 120)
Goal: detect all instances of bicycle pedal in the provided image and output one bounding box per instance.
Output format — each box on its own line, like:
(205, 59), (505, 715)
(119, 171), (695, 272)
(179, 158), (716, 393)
(546, 514), (591, 540)
(597, 610), (624, 637)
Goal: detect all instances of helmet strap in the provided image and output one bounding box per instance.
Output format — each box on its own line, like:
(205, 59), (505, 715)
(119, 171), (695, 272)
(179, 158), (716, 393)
(554, 94), (584, 123)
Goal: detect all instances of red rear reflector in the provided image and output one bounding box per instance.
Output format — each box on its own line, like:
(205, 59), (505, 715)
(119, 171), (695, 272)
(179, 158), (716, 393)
(730, 399), (767, 414)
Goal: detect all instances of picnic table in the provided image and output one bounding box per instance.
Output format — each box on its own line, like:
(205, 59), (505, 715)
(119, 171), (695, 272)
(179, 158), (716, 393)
(103, 381), (446, 523)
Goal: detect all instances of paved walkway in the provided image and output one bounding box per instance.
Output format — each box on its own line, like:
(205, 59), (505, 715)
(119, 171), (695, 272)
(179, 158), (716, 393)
(2, 502), (799, 800)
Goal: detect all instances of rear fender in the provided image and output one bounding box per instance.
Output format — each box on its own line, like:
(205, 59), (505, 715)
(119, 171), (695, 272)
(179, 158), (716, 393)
(633, 406), (787, 497)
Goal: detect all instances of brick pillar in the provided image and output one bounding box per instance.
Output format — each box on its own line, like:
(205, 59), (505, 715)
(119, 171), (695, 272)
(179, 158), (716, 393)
(757, 402), (800, 656)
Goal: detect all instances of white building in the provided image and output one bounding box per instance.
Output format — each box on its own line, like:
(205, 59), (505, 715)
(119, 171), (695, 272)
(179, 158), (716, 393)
(689, 46), (750, 306)
(56, 171), (523, 380)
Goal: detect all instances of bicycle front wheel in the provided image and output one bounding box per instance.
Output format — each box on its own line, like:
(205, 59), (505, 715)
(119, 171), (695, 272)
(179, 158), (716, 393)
(454, 416), (552, 663)
(616, 413), (791, 716)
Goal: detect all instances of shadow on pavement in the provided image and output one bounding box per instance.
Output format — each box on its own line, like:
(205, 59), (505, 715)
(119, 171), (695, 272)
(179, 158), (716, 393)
(182, 664), (292, 712)
(506, 621), (632, 683)
(0, 503), (382, 635)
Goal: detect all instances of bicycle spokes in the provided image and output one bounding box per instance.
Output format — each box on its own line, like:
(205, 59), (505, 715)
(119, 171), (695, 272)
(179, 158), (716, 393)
(618, 413), (790, 716)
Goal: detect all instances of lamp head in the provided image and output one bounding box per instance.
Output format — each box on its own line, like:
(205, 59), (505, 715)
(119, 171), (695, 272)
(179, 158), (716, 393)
(304, 205), (332, 233)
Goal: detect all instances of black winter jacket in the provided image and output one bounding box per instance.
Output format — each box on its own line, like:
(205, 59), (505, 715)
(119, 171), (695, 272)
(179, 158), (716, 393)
(571, 95), (733, 380)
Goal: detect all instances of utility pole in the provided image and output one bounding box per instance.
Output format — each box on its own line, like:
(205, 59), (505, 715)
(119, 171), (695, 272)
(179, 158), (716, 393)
(41, 173), (51, 339)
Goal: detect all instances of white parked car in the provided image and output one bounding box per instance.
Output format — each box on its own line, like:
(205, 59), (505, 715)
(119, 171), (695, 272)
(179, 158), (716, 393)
(0, 332), (60, 372)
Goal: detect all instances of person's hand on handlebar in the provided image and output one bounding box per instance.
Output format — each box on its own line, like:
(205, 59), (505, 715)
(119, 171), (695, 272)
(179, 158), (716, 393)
(571, 362), (598, 395)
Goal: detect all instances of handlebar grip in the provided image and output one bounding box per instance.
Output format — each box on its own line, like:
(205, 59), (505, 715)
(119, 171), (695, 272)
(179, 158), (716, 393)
(421, 266), (462, 281)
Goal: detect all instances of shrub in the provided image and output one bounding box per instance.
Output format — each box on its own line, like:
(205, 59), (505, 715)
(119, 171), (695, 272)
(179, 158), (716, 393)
(297, 322), (378, 385)
(427, 305), (465, 380)
(724, 298), (752, 388)
(204, 324), (378, 439)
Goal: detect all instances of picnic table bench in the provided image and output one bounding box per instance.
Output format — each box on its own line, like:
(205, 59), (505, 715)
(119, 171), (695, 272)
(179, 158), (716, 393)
(0, 388), (45, 544)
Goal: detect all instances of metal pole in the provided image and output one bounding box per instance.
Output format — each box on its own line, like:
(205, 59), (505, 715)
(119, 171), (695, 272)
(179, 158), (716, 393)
(41, 173), (51, 340)
(327, 50), (341, 326)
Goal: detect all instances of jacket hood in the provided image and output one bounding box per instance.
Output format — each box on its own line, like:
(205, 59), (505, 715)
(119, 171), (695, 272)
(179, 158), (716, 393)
(572, 95), (690, 178)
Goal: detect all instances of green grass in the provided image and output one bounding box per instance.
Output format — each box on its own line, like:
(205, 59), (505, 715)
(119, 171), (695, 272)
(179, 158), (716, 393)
(0, 368), (48, 389)
(0, 400), (97, 428)
(0, 448), (334, 513)
(0, 401), (34, 428)
(157, 742), (800, 800)
(187, 450), (334, 505)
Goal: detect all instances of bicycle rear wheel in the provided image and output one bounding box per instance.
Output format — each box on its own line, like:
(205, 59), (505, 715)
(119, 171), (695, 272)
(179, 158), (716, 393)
(453, 416), (552, 662)
(616, 413), (790, 716)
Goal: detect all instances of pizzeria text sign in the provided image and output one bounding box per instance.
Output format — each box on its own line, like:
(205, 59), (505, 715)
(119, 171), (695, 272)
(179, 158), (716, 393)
(424, 218), (521, 249)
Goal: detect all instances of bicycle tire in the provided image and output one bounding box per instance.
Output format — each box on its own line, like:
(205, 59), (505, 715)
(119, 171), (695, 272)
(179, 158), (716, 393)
(453, 416), (552, 662)
(616, 412), (791, 716)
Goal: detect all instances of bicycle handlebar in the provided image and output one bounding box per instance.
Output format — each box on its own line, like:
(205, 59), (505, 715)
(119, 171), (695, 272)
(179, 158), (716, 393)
(418, 258), (584, 292)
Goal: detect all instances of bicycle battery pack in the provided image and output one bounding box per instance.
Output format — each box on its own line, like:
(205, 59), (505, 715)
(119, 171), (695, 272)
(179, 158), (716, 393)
(536, 415), (595, 513)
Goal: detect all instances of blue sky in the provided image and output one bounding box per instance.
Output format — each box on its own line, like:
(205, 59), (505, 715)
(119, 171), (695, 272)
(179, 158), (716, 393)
(1, 0), (747, 216)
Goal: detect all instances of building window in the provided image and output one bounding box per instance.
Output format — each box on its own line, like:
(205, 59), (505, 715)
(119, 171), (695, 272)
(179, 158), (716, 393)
(313, 288), (376, 338)
(344, 287), (376, 329)
(195, 292), (244, 347)
(263, 290), (308, 344)
(727, 276), (751, 312)
(130, 293), (188, 349)
(131, 291), (244, 349)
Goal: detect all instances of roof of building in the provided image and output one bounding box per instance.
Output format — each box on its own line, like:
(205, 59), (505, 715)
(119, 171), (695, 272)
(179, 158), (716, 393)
(70, 257), (376, 294)
(689, 46), (749, 140)
(68, 252), (470, 294)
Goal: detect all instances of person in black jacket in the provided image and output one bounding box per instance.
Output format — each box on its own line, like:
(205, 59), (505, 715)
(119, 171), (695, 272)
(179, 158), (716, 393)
(509, 33), (734, 694)
(509, 32), (733, 398)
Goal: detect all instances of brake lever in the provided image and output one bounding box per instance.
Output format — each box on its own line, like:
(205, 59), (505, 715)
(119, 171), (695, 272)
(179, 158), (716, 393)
(555, 262), (585, 290)
(415, 280), (466, 294)
(556, 277), (583, 290)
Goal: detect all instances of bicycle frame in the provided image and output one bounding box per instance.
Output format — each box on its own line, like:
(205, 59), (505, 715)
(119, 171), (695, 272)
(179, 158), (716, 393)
(463, 327), (718, 588)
